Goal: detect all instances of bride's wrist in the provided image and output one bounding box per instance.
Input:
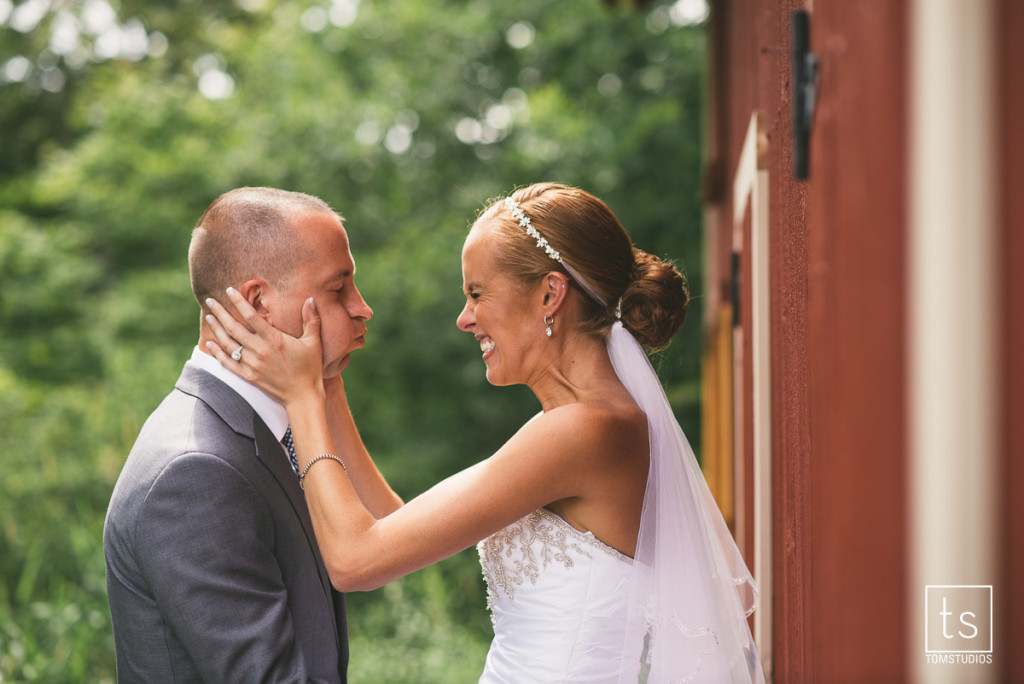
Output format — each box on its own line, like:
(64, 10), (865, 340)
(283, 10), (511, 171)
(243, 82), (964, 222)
(324, 375), (350, 407)
(281, 379), (326, 411)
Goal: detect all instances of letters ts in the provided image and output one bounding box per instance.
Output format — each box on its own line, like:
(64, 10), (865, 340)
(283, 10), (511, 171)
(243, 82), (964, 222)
(940, 597), (979, 639)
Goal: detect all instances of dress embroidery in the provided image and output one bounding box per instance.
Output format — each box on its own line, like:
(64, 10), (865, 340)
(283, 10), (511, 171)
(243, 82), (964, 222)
(478, 508), (632, 616)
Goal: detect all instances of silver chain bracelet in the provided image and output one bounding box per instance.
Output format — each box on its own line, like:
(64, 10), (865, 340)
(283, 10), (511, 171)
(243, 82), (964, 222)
(299, 453), (347, 491)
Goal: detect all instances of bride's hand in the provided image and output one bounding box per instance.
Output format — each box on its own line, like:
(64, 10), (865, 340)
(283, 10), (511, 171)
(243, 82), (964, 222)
(204, 287), (325, 406)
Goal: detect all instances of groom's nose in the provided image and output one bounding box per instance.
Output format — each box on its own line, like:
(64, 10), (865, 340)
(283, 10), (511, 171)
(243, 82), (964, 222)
(348, 285), (373, 321)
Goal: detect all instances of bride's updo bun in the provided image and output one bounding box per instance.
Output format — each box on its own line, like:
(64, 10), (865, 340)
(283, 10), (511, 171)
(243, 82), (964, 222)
(620, 248), (689, 350)
(473, 182), (688, 349)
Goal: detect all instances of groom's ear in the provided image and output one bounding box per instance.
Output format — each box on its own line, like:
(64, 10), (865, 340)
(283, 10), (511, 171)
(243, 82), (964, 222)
(239, 279), (274, 326)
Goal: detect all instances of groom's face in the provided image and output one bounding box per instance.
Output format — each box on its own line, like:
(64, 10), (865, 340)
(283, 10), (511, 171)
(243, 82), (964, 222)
(268, 212), (373, 377)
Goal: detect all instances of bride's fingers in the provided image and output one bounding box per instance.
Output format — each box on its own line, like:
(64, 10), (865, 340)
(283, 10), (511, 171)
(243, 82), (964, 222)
(204, 338), (233, 366)
(204, 297), (257, 352)
(224, 287), (276, 336)
(204, 307), (245, 363)
(300, 297), (322, 345)
(203, 310), (264, 387)
(204, 294), (257, 343)
(202, 310), (242, 369)
(203, 336), (261, 389)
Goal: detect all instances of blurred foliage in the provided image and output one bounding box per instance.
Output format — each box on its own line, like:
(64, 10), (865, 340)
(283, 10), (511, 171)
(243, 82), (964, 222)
(0, 0), (706, 680)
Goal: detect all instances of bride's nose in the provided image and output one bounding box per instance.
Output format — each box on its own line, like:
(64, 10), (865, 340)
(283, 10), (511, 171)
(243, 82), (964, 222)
(456, 302), (475, 332)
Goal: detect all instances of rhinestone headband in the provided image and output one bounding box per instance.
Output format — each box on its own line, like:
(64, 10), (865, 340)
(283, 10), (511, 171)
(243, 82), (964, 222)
(503, 196), (608, 306)
(505, 197), (561, 262)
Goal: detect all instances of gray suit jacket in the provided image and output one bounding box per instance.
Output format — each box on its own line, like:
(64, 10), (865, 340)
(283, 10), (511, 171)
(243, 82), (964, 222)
(104, 363), (348, 682)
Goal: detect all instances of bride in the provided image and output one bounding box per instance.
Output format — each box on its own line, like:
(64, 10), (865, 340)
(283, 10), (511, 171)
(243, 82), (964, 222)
(206, 182), (764, 683)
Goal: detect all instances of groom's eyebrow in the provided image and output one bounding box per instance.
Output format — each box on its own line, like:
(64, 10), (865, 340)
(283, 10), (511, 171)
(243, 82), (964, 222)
(323, 268), (352, 286)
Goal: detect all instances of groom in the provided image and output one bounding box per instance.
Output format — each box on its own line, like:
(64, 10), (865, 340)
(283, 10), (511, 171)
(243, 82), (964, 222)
(104, 187), (399, 681)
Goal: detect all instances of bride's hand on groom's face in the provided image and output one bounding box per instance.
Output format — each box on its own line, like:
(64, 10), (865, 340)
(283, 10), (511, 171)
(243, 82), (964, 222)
(205, 288), (327, 406)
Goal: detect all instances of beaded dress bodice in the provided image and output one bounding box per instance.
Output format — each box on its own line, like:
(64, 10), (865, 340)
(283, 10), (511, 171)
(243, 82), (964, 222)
(476, 508), (635, 683)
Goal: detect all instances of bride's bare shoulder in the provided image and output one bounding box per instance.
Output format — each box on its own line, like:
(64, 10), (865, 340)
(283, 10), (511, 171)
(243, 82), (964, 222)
(530, 399), (647, 454)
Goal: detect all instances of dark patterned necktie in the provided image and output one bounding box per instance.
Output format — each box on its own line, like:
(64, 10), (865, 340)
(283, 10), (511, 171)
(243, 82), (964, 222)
(281, 428), (300, 475)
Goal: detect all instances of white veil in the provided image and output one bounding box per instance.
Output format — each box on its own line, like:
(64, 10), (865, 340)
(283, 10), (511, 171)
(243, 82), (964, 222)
(608, 322), (764, 684)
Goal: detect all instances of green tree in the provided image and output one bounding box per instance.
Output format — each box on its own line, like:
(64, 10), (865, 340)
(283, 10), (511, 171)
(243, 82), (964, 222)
(0, 1), (707, 680)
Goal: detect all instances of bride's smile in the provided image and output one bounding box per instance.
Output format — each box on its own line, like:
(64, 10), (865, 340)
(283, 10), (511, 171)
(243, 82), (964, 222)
(478, 336), (496, 356)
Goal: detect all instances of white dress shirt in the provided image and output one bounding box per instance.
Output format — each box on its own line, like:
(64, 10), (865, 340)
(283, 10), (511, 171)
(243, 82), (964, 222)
(189, 346), (290, 447)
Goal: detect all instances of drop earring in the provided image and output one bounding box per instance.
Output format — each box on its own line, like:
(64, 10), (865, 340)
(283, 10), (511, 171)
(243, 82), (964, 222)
(544, 315), (554, 338)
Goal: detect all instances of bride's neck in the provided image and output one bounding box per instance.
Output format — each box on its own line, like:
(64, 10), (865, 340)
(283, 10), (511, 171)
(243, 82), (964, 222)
(531, 333), (620, 411)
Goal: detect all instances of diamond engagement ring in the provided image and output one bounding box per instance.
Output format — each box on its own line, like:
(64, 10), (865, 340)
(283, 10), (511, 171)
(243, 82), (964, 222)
(231, 345), (244, 361)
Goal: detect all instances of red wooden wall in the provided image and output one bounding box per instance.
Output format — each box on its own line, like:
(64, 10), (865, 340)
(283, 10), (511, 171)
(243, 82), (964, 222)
(998, 0), (1024, 679)
(708, 1), (907, 681)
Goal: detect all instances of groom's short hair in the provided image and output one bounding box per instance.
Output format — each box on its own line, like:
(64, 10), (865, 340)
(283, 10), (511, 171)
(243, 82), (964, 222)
(189, 187), (342, 311)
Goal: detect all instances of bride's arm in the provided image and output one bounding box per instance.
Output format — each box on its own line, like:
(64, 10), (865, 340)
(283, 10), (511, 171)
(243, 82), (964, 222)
(322, 375), (403, 518)
(204, 290), (615, 592)
(288, 389), (592, 592)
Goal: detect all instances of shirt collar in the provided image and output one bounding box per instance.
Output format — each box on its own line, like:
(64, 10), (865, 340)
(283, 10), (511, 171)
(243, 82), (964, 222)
(189, 346), (289, 442)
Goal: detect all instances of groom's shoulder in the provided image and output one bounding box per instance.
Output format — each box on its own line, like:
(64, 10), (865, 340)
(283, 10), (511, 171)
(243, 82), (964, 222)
(106, 375), (266, 544)
(147, 368), (242, 443)
(114, 368), (256, 494)
(104, 371), (275, 586)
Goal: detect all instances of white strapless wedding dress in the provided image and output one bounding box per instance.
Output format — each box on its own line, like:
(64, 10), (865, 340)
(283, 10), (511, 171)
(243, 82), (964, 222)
(477, 508), (636, 683)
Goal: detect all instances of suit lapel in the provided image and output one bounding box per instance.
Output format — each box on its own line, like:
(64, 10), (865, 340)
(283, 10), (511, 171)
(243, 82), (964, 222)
(176, 364), (258, 439)
(251, 419), (336, 597)
(176, 364), (340, 638)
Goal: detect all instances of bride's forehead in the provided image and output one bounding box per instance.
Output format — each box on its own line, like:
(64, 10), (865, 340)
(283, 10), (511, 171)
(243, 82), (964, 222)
(462, 226), (497, 263)
(465, 220), (495, 245)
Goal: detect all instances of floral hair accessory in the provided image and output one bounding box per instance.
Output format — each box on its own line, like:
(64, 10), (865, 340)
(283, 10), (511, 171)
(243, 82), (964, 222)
(504, 197), (562, 263)
(502, 195), (607, 306)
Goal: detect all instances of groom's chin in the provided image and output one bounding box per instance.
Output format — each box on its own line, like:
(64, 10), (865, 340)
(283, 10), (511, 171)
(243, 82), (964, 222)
(326, 354), (352, 376)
